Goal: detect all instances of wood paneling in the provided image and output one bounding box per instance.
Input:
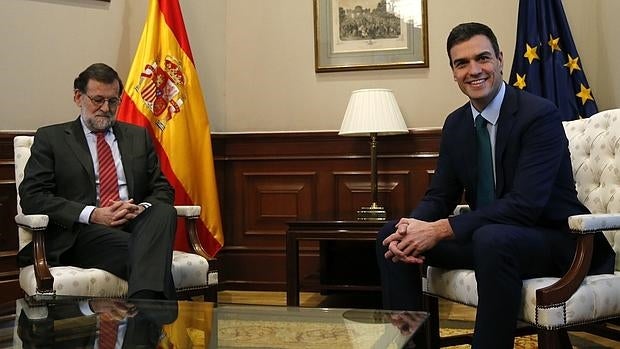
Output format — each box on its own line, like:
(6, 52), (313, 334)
(213, 130), (440, 290)
(0, 132), (28, 304)
(0, 129), (440, 298)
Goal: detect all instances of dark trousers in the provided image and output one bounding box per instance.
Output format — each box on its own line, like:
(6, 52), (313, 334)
(63, 203), (177, 300)
(376, 220), (576, 349)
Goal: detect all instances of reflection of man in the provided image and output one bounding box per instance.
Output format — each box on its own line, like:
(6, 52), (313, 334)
(376, 22), (615, 348)
(17, 63), (176, 300)
(385, 312), (426, 336)
(17, 298), (178, 348)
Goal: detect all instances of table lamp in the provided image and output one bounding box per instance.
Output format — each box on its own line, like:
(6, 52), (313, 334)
(339, 88), (409, 221)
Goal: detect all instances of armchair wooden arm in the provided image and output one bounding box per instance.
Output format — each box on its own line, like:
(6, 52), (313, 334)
(536, 234), (593, 306)
(174, 205), (215, 260)
(15, 214), (54, 294)
(538, 213), (620, 306)
(31, 228), (54, 294)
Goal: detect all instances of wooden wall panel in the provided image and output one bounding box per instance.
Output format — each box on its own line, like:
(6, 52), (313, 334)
(0, 132), (26, 305)
(243, 172), (317, 236)
(214, 130), (441, 290)
(334, 170), (411, 221)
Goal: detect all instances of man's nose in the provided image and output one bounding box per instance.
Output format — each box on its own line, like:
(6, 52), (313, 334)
(100, 100), (112, 112)
(469, 61), (482, 75)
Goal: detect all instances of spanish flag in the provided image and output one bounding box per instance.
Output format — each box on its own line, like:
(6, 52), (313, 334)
(118, 0), (223, 256)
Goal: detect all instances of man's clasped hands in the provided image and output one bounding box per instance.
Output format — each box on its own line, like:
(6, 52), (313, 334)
(382, 217), (454, 264)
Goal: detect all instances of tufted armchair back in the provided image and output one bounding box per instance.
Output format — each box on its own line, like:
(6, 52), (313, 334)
(14, 135), (36, 250)
(563, 108), (620, 271)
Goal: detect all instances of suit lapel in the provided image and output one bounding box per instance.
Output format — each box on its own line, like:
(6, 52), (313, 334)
(494, 86), (519, 196)
(450, 105), (477, 194)
(65, 118), (96, 183)
(114, 123), (134, 198)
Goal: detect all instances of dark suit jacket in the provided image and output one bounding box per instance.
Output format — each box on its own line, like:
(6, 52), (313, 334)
(17, 117), (174, 267)
(411, 85), (615, 274)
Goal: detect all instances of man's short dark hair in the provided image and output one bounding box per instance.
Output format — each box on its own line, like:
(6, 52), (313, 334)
(446, 22), (500, 66)
(73, 63), (124, 96)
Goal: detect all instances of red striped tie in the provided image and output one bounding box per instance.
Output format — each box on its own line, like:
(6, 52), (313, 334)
(96, 132), (121, 207)
(99, 312), (119, 349)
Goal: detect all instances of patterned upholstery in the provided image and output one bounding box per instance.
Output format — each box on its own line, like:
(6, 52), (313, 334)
(425, 109), (620, 330)
(14, 136), (217, 298)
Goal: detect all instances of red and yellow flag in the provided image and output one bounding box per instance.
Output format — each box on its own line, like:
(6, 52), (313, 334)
(118, 0), (223, 256)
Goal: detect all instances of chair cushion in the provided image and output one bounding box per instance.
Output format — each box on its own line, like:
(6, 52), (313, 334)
(171, 251), (210, 289)
(425, 268), (478, 306)
(523, 272), (620, 329)
(19, 265), (127, 297)
(425, 267), (620, 329)
(20, 251), (210, 297)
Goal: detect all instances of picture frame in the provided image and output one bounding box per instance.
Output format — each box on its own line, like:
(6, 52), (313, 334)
(313, 0), (428, 73)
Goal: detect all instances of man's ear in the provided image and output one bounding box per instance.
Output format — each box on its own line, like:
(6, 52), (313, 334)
(73, 89), (82, 107)
(497, 51), (504, 71)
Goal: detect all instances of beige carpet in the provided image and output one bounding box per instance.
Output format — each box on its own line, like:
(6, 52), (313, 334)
(440, 328), (538, 349)
(217, 319), (409, 349)
(439, 326), (618, 348)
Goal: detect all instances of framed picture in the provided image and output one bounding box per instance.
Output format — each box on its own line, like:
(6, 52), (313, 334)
(313, 0), (428, 72)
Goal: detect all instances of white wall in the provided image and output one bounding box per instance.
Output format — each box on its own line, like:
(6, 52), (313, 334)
(1, 0), (618, 132)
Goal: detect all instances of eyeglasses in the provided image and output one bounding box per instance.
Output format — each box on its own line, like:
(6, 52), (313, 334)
(84, 94), (121, 108)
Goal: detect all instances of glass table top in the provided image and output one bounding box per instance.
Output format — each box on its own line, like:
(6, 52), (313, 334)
(11, 296), (427, 348)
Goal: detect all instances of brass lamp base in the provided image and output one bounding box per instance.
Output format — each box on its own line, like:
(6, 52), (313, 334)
(356, 203), (386, 221)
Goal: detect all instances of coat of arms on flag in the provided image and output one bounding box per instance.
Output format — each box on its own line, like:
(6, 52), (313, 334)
(135, 57), (186, 130)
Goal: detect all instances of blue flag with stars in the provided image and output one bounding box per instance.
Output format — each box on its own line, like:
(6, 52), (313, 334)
(509, 0), (597, 120)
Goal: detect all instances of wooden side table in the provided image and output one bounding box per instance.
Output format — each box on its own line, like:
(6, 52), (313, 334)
(286, 220), (386, 306)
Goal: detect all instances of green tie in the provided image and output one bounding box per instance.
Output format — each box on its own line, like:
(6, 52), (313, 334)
(475, 114), (494, 207)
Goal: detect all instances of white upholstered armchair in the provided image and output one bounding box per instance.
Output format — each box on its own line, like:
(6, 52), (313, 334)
(14, 136), (218, 301)
(423, 109), (620, 348)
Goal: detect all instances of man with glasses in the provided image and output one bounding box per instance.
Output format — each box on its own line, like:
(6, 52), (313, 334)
(18, 63), (177, 300)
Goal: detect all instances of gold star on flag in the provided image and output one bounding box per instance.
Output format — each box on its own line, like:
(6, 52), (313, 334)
(564, 54), (581, 74)
(513, 73), (527, 90)
(548, 35), (561, 52)
(576, 83), (594, 105)
(524, 44), (540, 64)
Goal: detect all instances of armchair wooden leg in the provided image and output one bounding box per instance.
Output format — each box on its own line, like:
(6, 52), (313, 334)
(537, 329), (571, 349)
(423, 294), (441, 349)
(204, 284), (218, 303)
(204, 259), (219, 303)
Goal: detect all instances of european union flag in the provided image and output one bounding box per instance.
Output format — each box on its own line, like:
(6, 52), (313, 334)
(509, 0), (597, 120)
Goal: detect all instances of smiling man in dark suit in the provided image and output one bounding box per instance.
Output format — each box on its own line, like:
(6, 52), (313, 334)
(18, 63), (177, 300)
(376, 23), (615, 348)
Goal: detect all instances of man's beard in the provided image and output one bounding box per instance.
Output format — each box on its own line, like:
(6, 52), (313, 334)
(86, 112), (116, 132)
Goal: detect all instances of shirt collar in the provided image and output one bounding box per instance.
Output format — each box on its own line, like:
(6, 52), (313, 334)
(470, 82), (506, 126)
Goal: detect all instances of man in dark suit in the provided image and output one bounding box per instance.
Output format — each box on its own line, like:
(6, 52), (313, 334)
(376, 23), (615, 348)
(18, 63), (177, 300)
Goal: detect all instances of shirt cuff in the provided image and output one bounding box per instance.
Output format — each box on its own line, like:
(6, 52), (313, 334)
(79, 300), (95, 315)
(79, 206), (96, 224)
(138, 202), (152, 209)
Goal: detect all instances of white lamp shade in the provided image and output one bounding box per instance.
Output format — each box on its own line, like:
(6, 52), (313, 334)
(338, 89), (409, 136)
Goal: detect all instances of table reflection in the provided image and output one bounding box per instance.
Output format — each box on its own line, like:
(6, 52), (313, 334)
(14, 297), (426, 348)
